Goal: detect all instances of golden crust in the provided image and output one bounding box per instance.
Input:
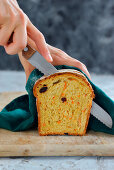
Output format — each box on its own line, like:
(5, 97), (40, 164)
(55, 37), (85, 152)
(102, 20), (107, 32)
(33, 69), (95, 98)
(33, 69), (95, 136)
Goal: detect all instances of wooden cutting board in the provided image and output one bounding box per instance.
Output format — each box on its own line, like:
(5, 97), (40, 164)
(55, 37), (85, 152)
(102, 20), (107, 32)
(0, 92), (114, 157)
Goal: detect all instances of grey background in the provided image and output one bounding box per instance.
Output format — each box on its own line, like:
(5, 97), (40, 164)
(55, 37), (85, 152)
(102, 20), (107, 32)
(0, 0), (114, 74)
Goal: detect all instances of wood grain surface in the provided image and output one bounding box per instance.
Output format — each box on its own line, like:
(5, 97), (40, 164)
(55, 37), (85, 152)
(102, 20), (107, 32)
(0, 92), (114, 157)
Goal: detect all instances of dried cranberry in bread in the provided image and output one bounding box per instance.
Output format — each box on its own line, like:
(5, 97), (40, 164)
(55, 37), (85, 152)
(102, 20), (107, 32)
(33, 69), (95, 136)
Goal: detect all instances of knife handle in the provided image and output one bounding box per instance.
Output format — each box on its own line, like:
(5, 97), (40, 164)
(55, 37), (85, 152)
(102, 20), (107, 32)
(22, 45), (36, 60)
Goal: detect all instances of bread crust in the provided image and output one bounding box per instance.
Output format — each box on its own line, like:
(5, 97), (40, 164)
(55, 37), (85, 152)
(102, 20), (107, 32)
(33, 69), (95, 136)
(33, 69), (94, 97)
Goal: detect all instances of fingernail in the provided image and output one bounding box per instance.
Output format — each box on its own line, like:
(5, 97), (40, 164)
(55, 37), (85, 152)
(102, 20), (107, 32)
(48, 54), (53, 62)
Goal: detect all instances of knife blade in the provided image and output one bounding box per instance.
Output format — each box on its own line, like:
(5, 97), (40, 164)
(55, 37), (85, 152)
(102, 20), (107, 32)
(22, 45), (58, 76)
(91, 101), (113, 128)
(22, 45), (113, 128)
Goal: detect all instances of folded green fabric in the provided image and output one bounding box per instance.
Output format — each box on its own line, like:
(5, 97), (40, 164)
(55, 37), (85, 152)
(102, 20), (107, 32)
(0, 65), (114, 134)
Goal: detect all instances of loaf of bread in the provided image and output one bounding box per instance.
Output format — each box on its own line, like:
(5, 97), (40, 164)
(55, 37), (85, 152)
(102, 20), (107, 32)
(33, 69), (95, 136)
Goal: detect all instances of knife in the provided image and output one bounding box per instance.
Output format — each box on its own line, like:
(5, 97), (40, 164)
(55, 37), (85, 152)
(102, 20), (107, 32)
(22, 45), (113, 129)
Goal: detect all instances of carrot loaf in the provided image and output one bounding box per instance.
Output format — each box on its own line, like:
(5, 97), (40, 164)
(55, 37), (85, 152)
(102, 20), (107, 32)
(33, 69), (95, 136)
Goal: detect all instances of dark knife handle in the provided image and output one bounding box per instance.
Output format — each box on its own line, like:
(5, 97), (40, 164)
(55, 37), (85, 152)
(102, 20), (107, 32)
(22, 45), (36, 60)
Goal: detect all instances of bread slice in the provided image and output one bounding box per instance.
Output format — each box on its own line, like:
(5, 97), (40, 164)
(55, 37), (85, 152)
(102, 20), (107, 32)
(33, 69), (95, 136)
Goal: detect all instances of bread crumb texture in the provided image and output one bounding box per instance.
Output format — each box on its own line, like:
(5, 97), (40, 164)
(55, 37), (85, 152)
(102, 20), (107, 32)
(33, 69), (95, 136)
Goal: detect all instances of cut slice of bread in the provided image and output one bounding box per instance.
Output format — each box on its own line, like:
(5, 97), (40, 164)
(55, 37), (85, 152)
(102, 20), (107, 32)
(33, 69), (95, 136)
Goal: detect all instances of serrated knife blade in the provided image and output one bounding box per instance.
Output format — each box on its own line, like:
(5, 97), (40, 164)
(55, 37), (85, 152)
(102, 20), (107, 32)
(22, 45), (58, 76)
(91, 101), (113, 128)
(29, 51), (57, 75)
(22, 45), (113, 128)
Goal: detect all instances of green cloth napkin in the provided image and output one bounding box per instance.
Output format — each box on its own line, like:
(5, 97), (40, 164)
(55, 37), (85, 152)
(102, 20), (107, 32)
(0, 65), (114, 134)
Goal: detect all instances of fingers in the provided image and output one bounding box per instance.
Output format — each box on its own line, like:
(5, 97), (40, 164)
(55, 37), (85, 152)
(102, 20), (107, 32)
(27, 36), (37, 50)
(0, 23), (15, 46)
(81, 63), (91, 80)
(67, 58), (92, 80)
(47, 44), (92, 80)
(0, 0), (53, 61)
(0, 0), (29, 54)
(27, 19), (53, 62)
(4, 24), (27, 55)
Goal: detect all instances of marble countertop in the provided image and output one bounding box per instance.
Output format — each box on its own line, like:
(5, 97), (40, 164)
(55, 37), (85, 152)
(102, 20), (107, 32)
(0, 71), (114, 170)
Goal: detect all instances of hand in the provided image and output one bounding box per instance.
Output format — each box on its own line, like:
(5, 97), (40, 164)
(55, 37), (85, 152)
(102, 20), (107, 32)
(18, 40), (91, 82)
(0, 0), (52, 62)
(47, 44), (91, 80)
